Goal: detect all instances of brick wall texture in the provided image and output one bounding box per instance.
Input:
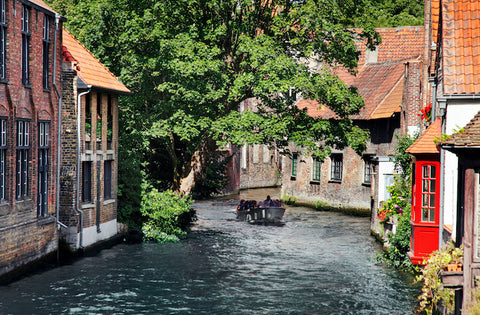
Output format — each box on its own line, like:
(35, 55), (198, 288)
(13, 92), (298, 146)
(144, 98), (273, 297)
(60, 66), (119, 249)
(0, 1), (61, 277)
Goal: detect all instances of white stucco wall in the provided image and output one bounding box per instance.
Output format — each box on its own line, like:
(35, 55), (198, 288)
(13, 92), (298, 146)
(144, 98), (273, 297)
(377, 156), (396, 208)
(82, 219), (118, 248)
(443, 102), (480, 239)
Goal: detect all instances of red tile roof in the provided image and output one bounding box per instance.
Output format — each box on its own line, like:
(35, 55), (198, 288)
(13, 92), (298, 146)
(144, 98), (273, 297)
(62, 29), (130, 94)
(441, 110), (480, 147)
(298, 26), (423, 120)
(406, 118), (441, 154)
(28, 0), (56, 13)
(442, 0), (480, 95)
(356, 27), (424, 67)
(298, 59), (407, 120)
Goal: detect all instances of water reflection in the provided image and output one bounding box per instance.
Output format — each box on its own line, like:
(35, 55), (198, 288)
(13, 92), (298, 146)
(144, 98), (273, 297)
(0, 189), (418, 314)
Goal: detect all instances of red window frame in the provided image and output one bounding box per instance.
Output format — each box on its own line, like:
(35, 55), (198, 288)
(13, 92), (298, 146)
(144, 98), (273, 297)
(413, 160), (440, 225)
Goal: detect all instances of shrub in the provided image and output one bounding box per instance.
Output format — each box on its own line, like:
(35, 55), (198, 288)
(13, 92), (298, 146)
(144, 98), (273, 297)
(140, 187), (196, 243)
(378, 205), (416, 273)
(416, 242), (463, 314)
(377, 186), (409, 223)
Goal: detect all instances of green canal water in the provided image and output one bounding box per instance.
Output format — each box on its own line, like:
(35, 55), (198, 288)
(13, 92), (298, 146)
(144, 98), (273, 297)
(0, 189), (420, 314)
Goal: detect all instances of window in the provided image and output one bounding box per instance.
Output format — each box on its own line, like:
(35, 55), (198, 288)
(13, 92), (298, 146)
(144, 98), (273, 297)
(42, 16), (50, 90)
(312, 157), (321, 181)
(107, 95), (113, 149)
(21, 5), (30, 86)
(16, 120), (30, 199)
(82, 161), (92, 202)
(330, 154), (343, 181)
(364, 157), (372, 184)
(38, 122), (49, 216)
(85, 94), (91, 150)
(0, 118), (6, 200)
(0, 0), (6, 81)
(96, 93), (102, 150)
(104, 160), (112, 200)
(291, 153), (298, 177)
(421, 165), (436, 222)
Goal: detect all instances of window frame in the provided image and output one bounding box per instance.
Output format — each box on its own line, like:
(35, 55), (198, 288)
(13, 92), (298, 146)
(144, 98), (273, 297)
(82, 161), (92, 203)
(312, 156), (322, 182)
(291, 152), (298, 177)
(16, 119), (30, 199)
(0, 0), (7, 82)
(363, 155), (372, 184)
(0, 118), (6, 200)
(107, 95), (113, 149)
(21, 4), (30, 87)
(330, 154), (343, 182)
(37, 121), (50, 216)
(104, 160), (112, 200)
(42, 15), (50, 91)
(420, 164), (437, 223)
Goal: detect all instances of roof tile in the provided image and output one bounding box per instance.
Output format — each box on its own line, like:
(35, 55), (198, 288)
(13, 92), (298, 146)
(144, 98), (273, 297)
(62, 29), (130, 93)
(441, 110), (480, 147)
(406, 118), (441, 154)
(298, 26), (423, 120)
(442, 0), (480, 95)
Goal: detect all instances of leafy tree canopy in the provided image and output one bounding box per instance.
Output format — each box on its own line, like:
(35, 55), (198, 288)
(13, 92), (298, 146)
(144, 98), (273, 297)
(49, 0), (385, 196)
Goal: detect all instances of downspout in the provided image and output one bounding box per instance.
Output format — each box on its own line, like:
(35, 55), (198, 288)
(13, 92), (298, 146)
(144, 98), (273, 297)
(76, 88), (91, 249)
(53, 13), (67, 231)
(438, 97), (447, 248)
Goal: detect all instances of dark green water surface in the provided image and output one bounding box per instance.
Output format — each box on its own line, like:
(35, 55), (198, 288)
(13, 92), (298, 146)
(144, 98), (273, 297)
(0, 189), (419, 314)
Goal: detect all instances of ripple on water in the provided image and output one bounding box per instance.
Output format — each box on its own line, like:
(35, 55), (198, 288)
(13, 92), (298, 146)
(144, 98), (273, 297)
(0, 195), (418, 314)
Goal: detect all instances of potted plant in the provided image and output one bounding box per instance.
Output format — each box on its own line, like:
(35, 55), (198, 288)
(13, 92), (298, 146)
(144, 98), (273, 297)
(416, 242), (463, 314)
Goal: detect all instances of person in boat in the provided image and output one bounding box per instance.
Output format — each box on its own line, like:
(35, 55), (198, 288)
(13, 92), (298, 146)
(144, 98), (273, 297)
(246, 200), (257, 211)
(237, 199), (246, 211)
(260, 195), (275, 207)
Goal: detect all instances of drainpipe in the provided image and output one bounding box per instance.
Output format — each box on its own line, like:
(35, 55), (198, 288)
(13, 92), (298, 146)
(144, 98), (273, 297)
(429, 77), (437, 123)
(53, 14), (67, 231)
(438, 97), (447, 248)
(76, 88), (91, 249)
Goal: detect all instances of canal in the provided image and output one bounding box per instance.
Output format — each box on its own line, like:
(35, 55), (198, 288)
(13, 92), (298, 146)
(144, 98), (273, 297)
(0, 189), (419, 314)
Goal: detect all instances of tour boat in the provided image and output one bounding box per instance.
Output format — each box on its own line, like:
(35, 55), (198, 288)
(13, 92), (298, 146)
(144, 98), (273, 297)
(236, 206), (286, 225)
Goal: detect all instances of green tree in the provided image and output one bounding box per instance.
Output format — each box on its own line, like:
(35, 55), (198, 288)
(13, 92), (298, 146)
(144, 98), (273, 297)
(50, 0), (380, 199)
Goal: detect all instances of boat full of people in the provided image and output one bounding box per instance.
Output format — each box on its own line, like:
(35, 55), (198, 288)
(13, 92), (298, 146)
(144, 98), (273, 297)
(236, 196), (285, 225)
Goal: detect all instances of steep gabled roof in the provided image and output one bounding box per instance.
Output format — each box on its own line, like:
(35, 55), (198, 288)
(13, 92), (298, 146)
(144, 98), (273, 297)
(62, 29), (130, 94)
(297, 26), (423, 121)
(297, 59), (406, 120)
(442, 0), (480, 95)
(441, 111), (480, 148)
(406, 118), (441, 155)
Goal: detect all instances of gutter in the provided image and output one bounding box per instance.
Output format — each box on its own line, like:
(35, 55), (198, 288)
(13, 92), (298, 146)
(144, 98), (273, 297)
(53, 14), (67, 231)
(442, 94), (480, 100)
(76, 88), (91, 249)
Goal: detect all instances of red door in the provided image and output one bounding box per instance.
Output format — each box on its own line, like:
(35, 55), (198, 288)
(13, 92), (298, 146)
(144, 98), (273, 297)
(410, 160), (440, 265)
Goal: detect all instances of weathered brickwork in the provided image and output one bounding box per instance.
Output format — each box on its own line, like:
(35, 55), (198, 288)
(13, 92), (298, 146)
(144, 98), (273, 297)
(0, 1), (62, 278)
(60, 67), (119, 249)
(281, 146), (372, 210)
(239, 144), (281, 190)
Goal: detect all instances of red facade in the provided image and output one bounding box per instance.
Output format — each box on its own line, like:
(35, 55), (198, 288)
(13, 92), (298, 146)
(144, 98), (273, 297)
(410, 158), (440, 265)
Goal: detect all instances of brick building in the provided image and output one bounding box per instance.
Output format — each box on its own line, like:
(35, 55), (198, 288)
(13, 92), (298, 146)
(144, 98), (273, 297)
(60, 29), (130, 250)
(280, 27), (424, 229)
(238, 98), (282, 191)
(0, 0), (63, 277)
